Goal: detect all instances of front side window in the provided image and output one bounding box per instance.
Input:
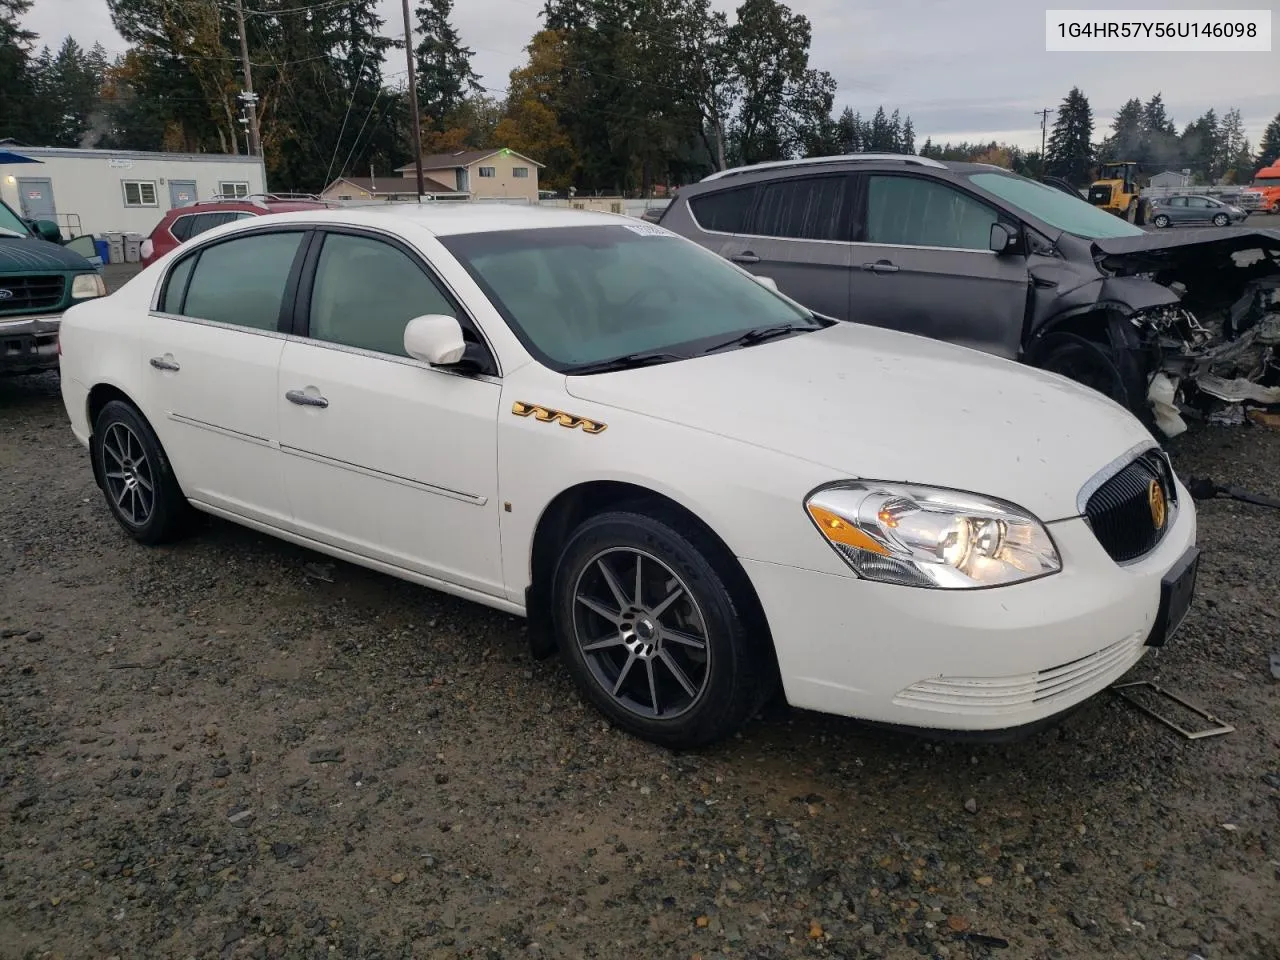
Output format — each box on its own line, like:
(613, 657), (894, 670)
(687, 185), (756, 234)
(123, 181), (158, 207)
(478, 166), (496, 178)
(1187, 197), (1211, 208)
(967, 171), (1146, 239)
(177, 231), (304, 330)
(441, 225), (815, 371)
(1168, 196), (1187, 207)
(748, 175), (850, 241)
(513, 167), (530, 178)
(307, 233), (457, 357)
(866, 175), (998, 250)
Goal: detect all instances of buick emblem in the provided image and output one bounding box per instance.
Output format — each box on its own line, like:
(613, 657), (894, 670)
(1148, 480), (1167, 530)
(0, 289), (13, 300)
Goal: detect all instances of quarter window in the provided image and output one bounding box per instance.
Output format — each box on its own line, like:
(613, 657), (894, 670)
(179, 231), (305, 330)
(866, 175), (999, 250)
(513, 167), (530, 178)
(307, 233), (457, 357)
(160, 255), (195, 313)
(122, 180), (158, 207)
(478, 166), (496, 178)
(687, 186), (756, 234)
(748, 176), (851, 241)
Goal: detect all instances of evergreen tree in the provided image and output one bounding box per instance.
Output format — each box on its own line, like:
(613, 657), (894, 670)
(414, 0), (482, 134)
(0, 0), (37, 143)
(835, 106), (860, 152)
(867, 105), (891, 150)
(1100, 97), (1143, 164)
(1044, 86), (1093, 186)
(1216, 108), (1245, 182)
(887, 108), (902, 151)
(1179, 109), (1217, 182)
(899, 116), (914, 154)
(1258, 111), (1280, 166)
(1141, 92), (1179, 170)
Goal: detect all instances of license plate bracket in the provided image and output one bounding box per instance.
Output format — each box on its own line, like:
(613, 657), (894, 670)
(1146, 546), (1200, 648)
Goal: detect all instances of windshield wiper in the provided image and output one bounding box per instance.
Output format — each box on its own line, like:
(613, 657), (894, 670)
(700, 321), (822, 355)
(567, 351), (686, 375)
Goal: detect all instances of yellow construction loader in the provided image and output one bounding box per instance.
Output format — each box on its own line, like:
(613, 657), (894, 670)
(1087, 162), (1152, 225)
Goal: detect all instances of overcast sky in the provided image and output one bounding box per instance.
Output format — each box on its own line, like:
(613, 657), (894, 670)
(20, 0), (1280, 151)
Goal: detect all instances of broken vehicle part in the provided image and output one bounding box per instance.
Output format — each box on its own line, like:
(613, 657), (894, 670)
(1110, 681), (1235, 739)
(1185, 477), (1280, 509)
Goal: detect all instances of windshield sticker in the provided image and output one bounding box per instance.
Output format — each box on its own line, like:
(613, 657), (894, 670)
(621, 222), (674, 237)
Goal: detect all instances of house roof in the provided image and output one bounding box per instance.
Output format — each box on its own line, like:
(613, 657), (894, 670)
(394, 149), (545, 172)
(325, 175), (461, 195)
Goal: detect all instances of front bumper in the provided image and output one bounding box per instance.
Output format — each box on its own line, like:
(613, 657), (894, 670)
(0, 313), (61, 374)
(744, 485), (1197, 732)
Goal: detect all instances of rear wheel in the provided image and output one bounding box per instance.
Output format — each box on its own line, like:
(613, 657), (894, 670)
(1212, 212), (1229, 227)
(93, 400), (194, 544)
(551, 509), (775, 748)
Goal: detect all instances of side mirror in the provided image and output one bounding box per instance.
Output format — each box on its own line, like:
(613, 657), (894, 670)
(404, 314), (466, 366)
(34, 219), (62, 244)
(753, 275), (779, 292)
(989, 222), (1017, 254)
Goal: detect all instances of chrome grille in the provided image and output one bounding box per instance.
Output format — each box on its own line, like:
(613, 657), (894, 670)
(1084, 450), (1174, 563)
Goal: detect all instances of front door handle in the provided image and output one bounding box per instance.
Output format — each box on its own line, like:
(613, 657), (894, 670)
(149, 355), (180, 371)
(862, 260), (900, 273)
(730, 251), (760, 264)
(286, 389), (328, 408)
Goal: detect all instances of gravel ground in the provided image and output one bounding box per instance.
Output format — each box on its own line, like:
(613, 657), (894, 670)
(2, 271), (1279, 960)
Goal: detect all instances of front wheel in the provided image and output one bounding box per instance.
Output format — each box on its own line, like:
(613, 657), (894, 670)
(551, 509), (775, 748)
(1212, 213), (1229, 227)
(1034, 332), (1154, 432)
(93, 400), (194, 544)
(1153, 214), (1171, 228)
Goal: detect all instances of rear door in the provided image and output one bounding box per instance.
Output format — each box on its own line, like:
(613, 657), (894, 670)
(138, 227), (306, 526)
(717, 174), (854, 320)
(846, 172), (1029, 359)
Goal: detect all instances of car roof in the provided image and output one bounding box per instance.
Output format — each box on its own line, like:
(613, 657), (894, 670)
(166, 199), (328, 217)
(245, 203), (634, 237)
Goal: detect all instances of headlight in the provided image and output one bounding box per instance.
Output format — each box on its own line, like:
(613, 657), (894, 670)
(71, 273), (106, 299)
(805, 482), (1061, 589)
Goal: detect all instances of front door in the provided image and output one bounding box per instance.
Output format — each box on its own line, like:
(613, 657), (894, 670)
(277, 229), (504, 595)
(16, 178), (55, 221)
(138, 227), (306, 527)
(169, 180), (198, 207)
(717, 173), (854, 320)
(846, 172), (1029, 359)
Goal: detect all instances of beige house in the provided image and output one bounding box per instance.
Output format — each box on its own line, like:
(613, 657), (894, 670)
(394, 149), (544, 202)
(319, 175), (465, 203)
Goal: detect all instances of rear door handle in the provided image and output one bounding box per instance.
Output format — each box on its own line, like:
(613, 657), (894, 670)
(730, 252), (760, 264)
(862, 261), (900, 273)
(286, 389), (328, 408)
(149, 355), (180, 371)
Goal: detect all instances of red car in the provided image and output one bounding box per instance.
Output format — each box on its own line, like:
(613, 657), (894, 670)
(139, 194), (335, 267)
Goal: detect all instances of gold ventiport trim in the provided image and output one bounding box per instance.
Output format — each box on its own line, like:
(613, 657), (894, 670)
(512, 401), (607, 434)
(1148, 479), (1167, 530)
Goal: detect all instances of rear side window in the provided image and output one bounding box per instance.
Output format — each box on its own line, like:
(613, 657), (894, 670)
(748, 176), (851, 241)
(179, 232), (305, 331)
(307, 233), (457, 357)
(688, 186), (756, 233)
(865, 175), (998, 251)
(170, 216), (195, 241)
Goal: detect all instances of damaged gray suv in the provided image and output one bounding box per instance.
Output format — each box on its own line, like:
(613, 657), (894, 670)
(658, 154), (1280, 433)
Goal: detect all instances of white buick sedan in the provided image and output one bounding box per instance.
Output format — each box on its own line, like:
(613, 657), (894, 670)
(58, 205), (1198, 748)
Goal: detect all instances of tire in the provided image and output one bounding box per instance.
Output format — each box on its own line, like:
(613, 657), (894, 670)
(551, 508), (776, 748)
(1034, 332), (1153, 429)
(1135, 198), (1151, 226)
(1153, 214), (1171, 228)
(93, 400), (194, 544)
(1212, 213), (1229, 227)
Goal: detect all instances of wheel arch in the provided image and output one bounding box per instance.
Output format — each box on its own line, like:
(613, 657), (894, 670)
(524, 480), (777, 675)
(85, 384), (183, 493)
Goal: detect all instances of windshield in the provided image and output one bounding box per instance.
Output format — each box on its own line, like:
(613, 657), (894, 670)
(440, 224), (817, 371)
(0, 200), (31, 238)
(1253, 176), (1280, 187)
(966, 171), (1147, 239)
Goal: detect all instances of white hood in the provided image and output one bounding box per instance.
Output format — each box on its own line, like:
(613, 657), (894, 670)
(565, 322), (1153, 521)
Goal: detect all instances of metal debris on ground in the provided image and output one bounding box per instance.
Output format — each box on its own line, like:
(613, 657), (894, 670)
(1185, 476), (1280, 509)
(1110, 681), (1235, 739)
(303, 561), (335, 582)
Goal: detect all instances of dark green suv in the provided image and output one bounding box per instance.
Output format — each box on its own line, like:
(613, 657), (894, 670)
(1, 198), (105, 375)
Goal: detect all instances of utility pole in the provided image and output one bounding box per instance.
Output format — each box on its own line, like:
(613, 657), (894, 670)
(401, 0), (425, 199)
(1035, 107), (1055, 160)
(234, 0), (263, 159)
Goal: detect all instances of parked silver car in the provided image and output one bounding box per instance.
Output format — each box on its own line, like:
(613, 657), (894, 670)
(1149, 194), (1248, 228)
